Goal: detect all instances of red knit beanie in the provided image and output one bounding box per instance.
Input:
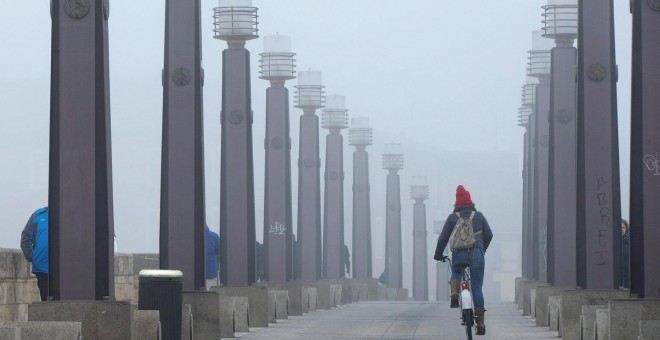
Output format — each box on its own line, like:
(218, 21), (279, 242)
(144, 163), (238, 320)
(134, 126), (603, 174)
(455, 185), (473, 206)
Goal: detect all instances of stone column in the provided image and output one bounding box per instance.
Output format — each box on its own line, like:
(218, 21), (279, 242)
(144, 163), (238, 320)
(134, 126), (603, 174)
(48, 0), (114, 300)
(160, 0), (206, 291)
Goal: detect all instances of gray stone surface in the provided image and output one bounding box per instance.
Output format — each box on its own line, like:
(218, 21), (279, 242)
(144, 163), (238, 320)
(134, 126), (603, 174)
(267, 291), (276, 323)
(548, 295), (561, 332)
(595, 308), (609, 340)
(28, 301), (132, 339)
(212, 285), (269, 327)
(326, 279), (354, 304)
(530, 288), (536, 317)
(305, 286), (317, 312)
(608, 299), (660, 340)
(377, 284), (387, 301)
(313, 282), (332, 310)
(396, 288), (409, 301)
(302, 286), (310, 314)
(229, 297), (250, 332)
(181, 304), (192, 340)
(218, 297), (235, 338)
(130, 309), (159, 340)
(522, 280), (547, 316)
(231, 301), (559, 339)
(580, 304), (604, 340)
(0, 321), (82, 340)
(262, 282), (304, 316)
(0, 303), (29, 322)
(331, 284), (342, 306)
(639, 320), (660, 339)
(364, 278), (381, 301)
(274, 290), (289, 320)
(534, 286), (577, 327)
(515, 277), (523, 309)
(182, 291), (222, 339)
(559, 290), (629, 340)
(386, 288), (397, 301)
(0, 327), (20, 340)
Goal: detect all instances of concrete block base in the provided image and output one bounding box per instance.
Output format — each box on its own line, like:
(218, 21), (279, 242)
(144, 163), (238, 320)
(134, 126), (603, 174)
(639, 320), (660, 339)
(305, 286), (318, 312)
(326, 279), (355, 304)
(559, 289), (630, 340)
(130, 309), (159, 340)
(548, 296), (561, 332)
(261, 282), (305, 316)
(181, 304), (192, 340)
(607, 299), (660, 340)
(595, 308), (609, 340)
(514, 277), (523, 309)
(212, 285), (269, 327)
(228, 297), (250, 332)
(182, 291), (227, 339)
(521, 280), (547, 316)
(534, 286), (578, 327)
(274, 290), (289, 320)
(267, 291), (276, 323)
(28, 301), (132, 339)
(377, 284), (387, 301)
(396, 288), (409, 301)
(312, 282), (332, 310)
(386, 288), (397, 301)
(580, 305), (605, 340)
(0, 321), (82, 340)
(330, 284), (342, 306)
(363, 278), (381, 301)
(530, 289), (536, 317)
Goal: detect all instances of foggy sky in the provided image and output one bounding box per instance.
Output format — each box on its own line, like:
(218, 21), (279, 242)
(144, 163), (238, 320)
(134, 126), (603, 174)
(0, 1), (632, 298)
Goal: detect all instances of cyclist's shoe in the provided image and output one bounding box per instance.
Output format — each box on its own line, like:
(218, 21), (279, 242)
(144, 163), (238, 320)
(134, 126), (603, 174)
(450, 278), (459, 308)
(475, 308), (486, 335)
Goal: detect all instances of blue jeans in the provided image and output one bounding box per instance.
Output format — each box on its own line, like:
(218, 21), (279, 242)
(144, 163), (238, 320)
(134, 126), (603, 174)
(451, 248), (485, 308)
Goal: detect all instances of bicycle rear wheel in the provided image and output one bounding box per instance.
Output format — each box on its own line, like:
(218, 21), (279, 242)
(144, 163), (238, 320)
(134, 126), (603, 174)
(462, 309), (473, 340)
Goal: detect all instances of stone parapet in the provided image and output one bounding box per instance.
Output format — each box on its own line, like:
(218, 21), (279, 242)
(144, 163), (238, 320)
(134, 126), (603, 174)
(559, 290), (629, 340)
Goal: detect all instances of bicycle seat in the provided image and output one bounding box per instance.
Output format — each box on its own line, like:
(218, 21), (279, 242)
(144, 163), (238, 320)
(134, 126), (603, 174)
(453, 260), (471, 271)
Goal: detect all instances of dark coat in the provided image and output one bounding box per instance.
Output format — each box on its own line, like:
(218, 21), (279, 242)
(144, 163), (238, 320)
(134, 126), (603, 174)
(433, 207), (493, 261)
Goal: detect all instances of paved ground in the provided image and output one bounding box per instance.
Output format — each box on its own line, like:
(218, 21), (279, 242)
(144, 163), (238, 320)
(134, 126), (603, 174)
(232, 301), (559, 339)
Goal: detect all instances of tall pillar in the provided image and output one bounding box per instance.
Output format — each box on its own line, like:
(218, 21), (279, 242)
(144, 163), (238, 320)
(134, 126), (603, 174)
(543, 0), (578, 287)
(519, 82), (535, 280)
(48, 0), (114, 300)
(410, 177), (429, 301)
(322, 95), (349, 279)
(576, 0), (622, 289)
(295, 71), (325, 281)
(630, 0), (660, 298)
(349, 117), (373, 279)
(434, 220), (449, 301)
(382, 144), (404, 288)
(213, 1), (259, 286)
(160, 0), (205, 292)
(260, 35), (296, 282)
(527, 113), (537, 279)
(528, 30), (553, 282)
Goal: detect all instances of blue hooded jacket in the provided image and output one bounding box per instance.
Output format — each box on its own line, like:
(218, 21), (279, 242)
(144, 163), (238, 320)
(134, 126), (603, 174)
(20, 207), (49, 274)
(205, 226), (220, 280)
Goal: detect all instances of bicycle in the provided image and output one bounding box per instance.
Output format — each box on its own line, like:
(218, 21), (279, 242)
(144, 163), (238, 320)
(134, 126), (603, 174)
(441, 255), (475, 340)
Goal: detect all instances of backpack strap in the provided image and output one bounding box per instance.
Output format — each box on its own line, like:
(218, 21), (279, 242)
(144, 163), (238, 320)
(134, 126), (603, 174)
(455, 212), (461, 218)
(469, 211), (475, 220)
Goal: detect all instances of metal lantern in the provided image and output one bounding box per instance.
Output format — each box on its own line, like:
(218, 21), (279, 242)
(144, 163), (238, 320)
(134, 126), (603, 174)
(321, 94), (349, 130)
(349, 117), (373, 146)
(527, 30), (554, 77)
(213, 0), (259, 42)
(382, 143), (404, 170)
(410, 176), (430, 200)
(542, 0), (578, 41)
(259, 34), (295, 81)
(295, 70), (325, 110)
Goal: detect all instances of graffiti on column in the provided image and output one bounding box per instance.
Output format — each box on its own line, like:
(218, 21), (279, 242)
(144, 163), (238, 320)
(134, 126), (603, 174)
(595, 176), (610, 266)
(270, 222), (286, 235)
(643, 153), (660, 175)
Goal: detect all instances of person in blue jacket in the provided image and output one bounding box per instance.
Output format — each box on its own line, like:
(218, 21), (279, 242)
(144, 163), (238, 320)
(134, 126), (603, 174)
(20, 207), (49, 301)
(206, 225), (220, 289)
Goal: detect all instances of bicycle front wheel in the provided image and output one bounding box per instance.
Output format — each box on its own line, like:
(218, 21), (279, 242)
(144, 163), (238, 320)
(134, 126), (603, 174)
(463, 309), (473, 340)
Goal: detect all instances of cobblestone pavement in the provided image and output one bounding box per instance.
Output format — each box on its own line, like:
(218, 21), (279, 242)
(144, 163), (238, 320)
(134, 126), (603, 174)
(232, 301), (559, 339)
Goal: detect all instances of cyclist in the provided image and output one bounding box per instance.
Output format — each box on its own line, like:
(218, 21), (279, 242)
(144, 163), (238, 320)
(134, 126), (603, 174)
(434, 185), (493, 335)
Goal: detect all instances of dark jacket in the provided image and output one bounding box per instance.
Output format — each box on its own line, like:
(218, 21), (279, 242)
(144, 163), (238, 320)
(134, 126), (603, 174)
(205, 226), (220, 280)
(622, 232), (630, 289)
(20, 207), (49, 274)
(434, 207), (493, 260)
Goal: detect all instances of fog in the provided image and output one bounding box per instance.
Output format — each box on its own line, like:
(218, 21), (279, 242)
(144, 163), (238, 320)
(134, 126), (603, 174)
(0, 1), (631, 301)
